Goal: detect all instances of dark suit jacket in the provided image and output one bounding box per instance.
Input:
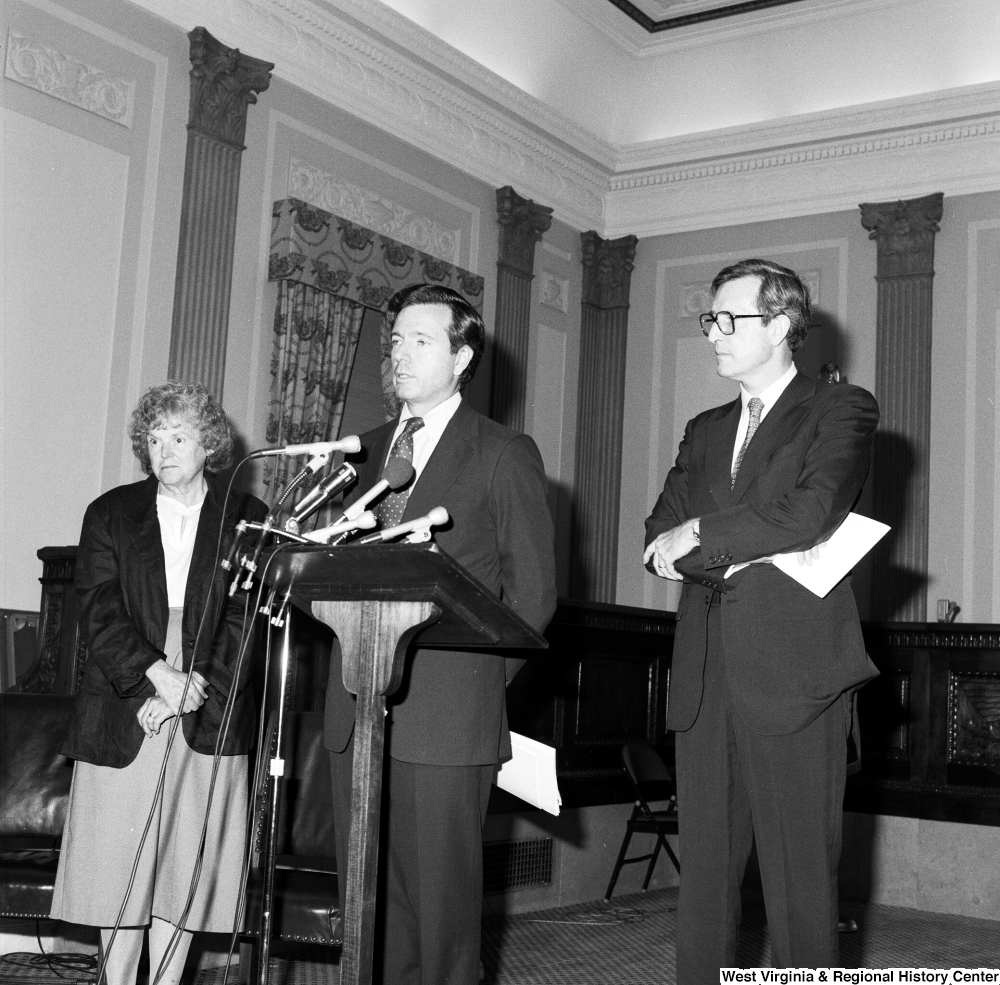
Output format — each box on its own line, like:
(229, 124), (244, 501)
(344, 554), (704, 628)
(645, 372), (880, 737)
(324, 399), (557, 767)
(63, 473), (267, 767)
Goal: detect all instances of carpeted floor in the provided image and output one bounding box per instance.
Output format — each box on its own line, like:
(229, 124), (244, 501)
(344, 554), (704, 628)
(2, 888), (998, 984)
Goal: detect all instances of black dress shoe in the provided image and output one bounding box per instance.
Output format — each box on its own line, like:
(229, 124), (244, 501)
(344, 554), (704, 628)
(838, 917), (859, 933)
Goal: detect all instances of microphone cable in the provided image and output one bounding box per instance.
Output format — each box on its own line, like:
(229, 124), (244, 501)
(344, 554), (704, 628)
(219, 542), (302, 985)
(152, 502), (309, 983)
(149, 464), (299, 985)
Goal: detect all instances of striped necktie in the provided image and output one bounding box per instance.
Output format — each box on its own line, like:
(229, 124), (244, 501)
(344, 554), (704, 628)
(376, 417), (424, 527)
(731, 397), (763, 489)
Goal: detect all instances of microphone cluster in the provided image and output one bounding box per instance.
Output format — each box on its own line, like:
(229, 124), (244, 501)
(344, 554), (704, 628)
(223, 439), (450, 591)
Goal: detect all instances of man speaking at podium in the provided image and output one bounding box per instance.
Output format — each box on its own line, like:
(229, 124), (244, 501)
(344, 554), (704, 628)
(325, 284), (557, 984)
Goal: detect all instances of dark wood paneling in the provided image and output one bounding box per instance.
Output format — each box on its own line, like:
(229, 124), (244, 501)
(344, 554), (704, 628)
(845, 622), (1000, 825)
(25, 547), (1000, 826)
(501, 598), (674, 809)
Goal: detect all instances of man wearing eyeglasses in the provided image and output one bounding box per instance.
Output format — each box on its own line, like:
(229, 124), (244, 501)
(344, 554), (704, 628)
(644, 258), (879, 979)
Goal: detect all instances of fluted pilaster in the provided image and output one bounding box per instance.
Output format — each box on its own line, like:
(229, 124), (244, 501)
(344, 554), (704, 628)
(490, 186), (552, 431)
(860, 191), (943, 622)
(168, 28), (272, 398)
(571, 231), (638, 603)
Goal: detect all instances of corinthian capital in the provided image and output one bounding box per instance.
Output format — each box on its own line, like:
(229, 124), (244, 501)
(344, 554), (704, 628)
(187, 27), (274, 149)
(496, 186), (553, 276)
(859, 192), (944, 278)
(581, 231), (638, 309)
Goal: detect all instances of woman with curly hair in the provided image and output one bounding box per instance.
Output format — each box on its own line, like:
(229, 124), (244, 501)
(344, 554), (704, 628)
(50, 382), (267, 985)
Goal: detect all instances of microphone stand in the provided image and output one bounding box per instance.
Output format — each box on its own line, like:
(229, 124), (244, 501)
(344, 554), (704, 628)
(256, 585), (295, 985)
(232, 510), (306, 985)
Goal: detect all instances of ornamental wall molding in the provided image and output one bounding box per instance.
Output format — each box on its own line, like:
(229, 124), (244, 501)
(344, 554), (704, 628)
(124, 0), (1000, 237)
(4, 27), (135, 127)
(287, 157), (462, 264)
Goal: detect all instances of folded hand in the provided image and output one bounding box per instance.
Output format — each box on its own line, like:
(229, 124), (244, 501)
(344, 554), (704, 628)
(137, 696), (174, 737)
(144, 660), (208, 716)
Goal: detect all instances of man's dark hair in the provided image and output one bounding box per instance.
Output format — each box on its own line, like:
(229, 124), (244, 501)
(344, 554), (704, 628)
(386, 284), (485, 390)
(711, 258), (811, 352)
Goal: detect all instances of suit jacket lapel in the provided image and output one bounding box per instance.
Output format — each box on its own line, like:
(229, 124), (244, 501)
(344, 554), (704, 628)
(706, 399), (741, 509)
(402, 401), (476, 521)
(353, 422), (398, 498)
(731, 372), (815, 500)
(123, 476), (169, 622)
(184, 476), (232, 609)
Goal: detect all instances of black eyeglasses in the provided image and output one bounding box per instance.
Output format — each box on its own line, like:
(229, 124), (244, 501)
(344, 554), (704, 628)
(699, 312), (764, 337)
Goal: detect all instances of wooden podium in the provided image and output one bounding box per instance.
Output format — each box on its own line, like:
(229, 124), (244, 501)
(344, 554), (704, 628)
(261, 541), (547, 985)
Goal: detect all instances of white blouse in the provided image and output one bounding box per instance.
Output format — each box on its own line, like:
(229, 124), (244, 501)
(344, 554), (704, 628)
(156, 493), (206, 607)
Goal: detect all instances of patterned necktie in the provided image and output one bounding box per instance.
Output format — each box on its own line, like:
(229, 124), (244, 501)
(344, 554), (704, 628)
(731, 397), (764, 489)
(376, 417), (424, 527)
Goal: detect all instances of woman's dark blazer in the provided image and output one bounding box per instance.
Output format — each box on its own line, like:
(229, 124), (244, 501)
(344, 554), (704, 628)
(62, 473), (267, 768)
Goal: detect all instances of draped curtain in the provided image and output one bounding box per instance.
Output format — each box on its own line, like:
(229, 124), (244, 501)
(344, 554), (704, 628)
(262, 281), (365, 521)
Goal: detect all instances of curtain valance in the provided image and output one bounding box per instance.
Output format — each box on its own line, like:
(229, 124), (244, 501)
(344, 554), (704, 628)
(269, 198), (484, 312)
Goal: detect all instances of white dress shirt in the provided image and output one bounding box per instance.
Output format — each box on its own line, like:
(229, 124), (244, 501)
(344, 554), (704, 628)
(730, 362), (798, 474)
(156, 493), (205, 607)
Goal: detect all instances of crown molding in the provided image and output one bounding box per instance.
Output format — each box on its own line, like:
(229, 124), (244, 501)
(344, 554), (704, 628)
(604, 97), (1000, 236)
(315, 0), (615, 165)
(123, 0), (1000, 238)
(615, 80), (1000, 171)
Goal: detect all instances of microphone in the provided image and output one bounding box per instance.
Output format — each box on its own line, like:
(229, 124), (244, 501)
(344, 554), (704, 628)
(326, 458), (414, 547)
(238, 515), (274, 592)
(303, 511), (378, 543)
(249, 436), (362, 459)
(336, 458), (414, 525)
(220, 520), (248, 571)
(286, 462), (357, 527)
(352, 506), (449, 546)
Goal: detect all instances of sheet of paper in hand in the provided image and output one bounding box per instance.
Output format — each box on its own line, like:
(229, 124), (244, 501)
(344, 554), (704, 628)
(771, 513), (890, 598)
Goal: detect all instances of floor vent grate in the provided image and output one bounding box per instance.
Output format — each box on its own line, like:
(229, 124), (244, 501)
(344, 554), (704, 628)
(482, 837), (553, 895)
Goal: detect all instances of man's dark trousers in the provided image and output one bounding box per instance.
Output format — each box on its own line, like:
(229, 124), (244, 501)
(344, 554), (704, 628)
(330, 734), (493, 985)
(674, 598), (849, 982)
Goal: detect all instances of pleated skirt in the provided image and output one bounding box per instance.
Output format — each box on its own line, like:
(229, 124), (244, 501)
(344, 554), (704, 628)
(50, 609), (249, 931)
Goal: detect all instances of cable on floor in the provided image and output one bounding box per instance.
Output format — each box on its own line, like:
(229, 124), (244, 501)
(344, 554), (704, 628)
(0, 950), (98, 981)
(517, 904), (677, 926)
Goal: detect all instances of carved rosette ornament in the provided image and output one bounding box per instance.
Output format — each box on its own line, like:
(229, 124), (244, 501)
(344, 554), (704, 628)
(491, 186), (554, 432)
(860, 192), (944, 623)
(572, 232), (639, 603)
(168, 29), (273, 397)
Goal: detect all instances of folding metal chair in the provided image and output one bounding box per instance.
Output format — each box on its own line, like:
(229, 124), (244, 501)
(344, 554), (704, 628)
(604, 742), (680, 901)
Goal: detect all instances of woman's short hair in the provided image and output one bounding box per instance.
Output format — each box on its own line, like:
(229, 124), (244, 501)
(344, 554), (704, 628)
(129, 381), (235, 475)
(711, 258), (812, 352)
(385, 284), (485, 390)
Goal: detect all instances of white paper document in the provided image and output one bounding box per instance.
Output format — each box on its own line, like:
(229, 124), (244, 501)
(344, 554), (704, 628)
(725, 512), (890, 598)
(495, 731), (562, 815)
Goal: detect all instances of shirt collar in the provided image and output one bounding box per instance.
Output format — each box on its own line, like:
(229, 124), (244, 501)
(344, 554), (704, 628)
(400, 390), (462, 428)
(741, 361), (797, 414)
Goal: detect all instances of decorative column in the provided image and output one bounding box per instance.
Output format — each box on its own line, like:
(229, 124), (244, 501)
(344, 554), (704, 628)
(570, 232), (638, 603)
(490, 186), (553, 431)
(860, 192), (943, 622)
(168, 28), (272, 398)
